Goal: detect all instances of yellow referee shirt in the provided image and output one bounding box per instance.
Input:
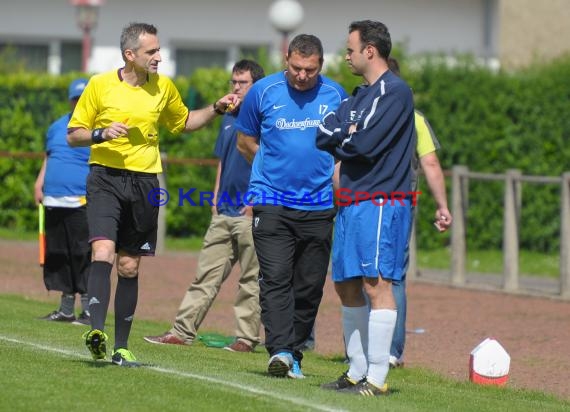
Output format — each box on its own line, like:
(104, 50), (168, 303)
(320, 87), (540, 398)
(69, 69), (189, 173)
(411, 110), (441, 190)
(415, 110), (439, 158)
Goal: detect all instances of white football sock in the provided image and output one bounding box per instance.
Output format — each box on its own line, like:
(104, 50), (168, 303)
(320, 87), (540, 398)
(367, 309), (397, 387)
(342, 305), (369, 381)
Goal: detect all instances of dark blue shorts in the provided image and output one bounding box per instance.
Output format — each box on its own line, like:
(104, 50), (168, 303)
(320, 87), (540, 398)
(43, 206), (90, 293)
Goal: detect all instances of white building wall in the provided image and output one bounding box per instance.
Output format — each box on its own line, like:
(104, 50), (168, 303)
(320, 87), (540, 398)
(0, 0), (491, 76)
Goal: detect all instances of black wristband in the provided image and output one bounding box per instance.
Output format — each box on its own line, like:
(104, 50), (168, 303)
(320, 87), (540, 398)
(91, 128), (105, 144)
(213, 102), (225, 115)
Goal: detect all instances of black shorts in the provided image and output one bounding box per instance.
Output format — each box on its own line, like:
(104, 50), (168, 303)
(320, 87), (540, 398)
(44, 206), (90, 294)
(86, 165), (159, 256)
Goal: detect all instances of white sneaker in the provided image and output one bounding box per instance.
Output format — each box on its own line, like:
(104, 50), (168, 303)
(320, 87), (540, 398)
(389, 355), (404, 368)
(267, 352), (293, 377)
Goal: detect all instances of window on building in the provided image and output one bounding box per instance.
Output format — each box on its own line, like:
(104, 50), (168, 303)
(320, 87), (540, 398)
(0, 43), (48, 72)
(175, 49), (227, 76)
(0, 40), (82, 74)
(174, 45), (269, 77)
(61, 42), (82, 73)
(239, 46), (268, 62)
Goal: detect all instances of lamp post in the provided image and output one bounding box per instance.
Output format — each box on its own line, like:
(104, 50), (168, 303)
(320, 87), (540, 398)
(70, 0), (103, 72)
(268, 0), (304, 60)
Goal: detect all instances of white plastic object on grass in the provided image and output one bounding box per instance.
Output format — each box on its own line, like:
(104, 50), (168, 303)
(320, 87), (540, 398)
(469, 337), (510, 386)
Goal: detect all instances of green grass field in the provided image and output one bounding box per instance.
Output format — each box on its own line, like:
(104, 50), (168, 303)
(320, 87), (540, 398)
(1, 295), (568, 412)
(417, 248), (559, 278)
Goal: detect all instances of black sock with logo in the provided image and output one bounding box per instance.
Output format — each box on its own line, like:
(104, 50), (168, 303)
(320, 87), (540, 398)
(87, 261), (112, 331)
(114, 275), (138, 350)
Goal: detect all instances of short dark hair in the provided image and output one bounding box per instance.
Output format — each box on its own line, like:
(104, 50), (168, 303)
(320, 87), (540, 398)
(387, 57), (400, 76)
(232, 59), (265, 83)
(120, 22), (158, 54)
(288, 34), (324, 66)
(348, 20), (392, 59)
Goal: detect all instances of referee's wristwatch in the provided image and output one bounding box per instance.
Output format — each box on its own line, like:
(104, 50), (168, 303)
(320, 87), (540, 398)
(91, 128), (105, 144)
(213, 102), (225, 115)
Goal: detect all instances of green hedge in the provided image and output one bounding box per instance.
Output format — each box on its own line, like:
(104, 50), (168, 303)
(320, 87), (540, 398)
(0, 69), (231, 240)
(405, 55), (570, 253)
(1, 54), (569, 252)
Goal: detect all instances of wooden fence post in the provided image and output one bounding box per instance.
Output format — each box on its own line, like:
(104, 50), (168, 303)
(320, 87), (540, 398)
(451, 165), (468, 285)
(560, 173), (570, 298)
(503, 169), (521, 291)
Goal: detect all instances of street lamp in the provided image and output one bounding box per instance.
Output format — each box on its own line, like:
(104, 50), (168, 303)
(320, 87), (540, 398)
(268, 0), (304, 60)
(70, 0), (104, 72)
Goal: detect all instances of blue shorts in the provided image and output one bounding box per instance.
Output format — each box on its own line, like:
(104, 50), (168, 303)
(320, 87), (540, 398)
(332, 199), (412, 282)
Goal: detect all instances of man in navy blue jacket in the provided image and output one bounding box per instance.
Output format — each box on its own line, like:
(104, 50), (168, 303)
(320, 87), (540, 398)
(317, 20), (416, 396)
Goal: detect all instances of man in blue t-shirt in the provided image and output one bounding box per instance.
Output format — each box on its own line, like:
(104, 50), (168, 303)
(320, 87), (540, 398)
(235, 34), (348, 379)
(144, 60), (265, 352)
(34, 78), (91, 325)
(317, 20), (416, 396)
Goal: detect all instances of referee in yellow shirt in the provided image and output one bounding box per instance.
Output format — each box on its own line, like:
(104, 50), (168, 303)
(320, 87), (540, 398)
(67, 22), (239, 367)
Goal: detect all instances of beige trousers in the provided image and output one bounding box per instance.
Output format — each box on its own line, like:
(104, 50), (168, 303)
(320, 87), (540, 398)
(170, 214), (261, 346)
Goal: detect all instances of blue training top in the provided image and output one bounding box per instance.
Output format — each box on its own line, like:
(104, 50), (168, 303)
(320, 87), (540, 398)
(316, 70), (415, 195)
(214, 113), (252, 217)
(235, 71), (348, 210)
(43, 113), (90, 197)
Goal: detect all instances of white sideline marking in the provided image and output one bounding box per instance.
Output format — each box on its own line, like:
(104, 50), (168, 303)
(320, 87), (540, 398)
(0, 335), (346, 412)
